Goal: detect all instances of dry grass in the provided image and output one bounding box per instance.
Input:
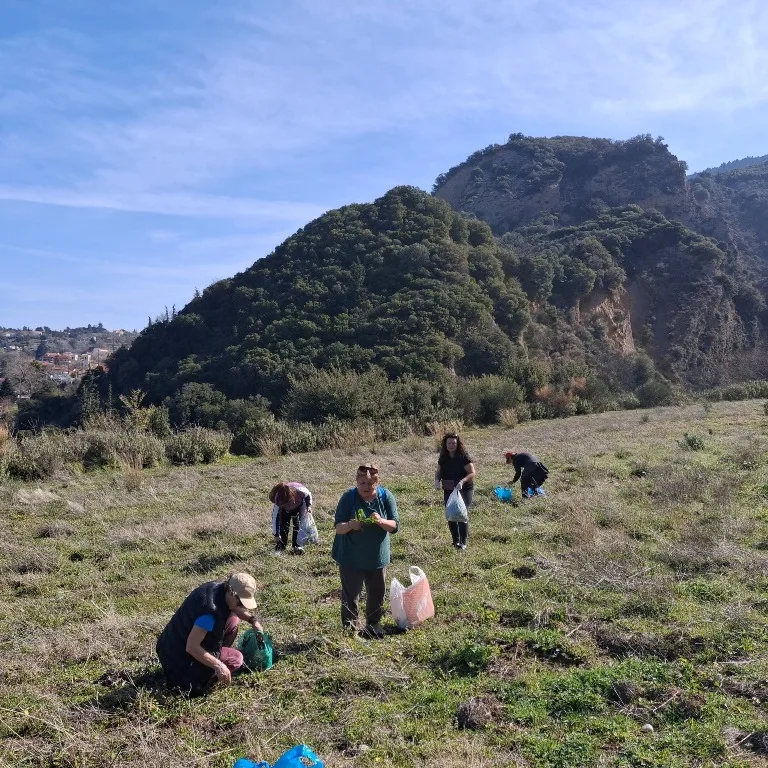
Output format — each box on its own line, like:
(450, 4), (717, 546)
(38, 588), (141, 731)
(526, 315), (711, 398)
(120, 451), (144, 492)
(497, 408), (519, 429)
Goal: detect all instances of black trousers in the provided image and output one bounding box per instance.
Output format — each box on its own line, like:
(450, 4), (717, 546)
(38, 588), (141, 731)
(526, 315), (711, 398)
(521, 468), (546, 496)
(339, 565), (387, 628)
(444, 487), (473, 545)
(275, 506), (301, 548)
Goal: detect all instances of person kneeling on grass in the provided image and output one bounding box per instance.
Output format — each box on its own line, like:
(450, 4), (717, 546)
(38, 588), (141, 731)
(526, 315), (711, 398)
(269, 481), (313, 554)
(505, 450), (549, 497)
(332, 463), (399, 639)
(156, 572), (263, 696)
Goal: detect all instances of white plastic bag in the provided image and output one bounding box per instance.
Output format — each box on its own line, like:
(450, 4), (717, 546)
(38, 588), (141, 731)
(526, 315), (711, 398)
(390, 566), (435, 630)
(297, 511), (320, 546)
(445, 487), (468, 522)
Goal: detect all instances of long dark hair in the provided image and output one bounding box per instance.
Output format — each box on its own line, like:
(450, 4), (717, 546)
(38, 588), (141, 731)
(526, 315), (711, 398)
(269, 482), (297, 507)
(439, 433), (468, 461)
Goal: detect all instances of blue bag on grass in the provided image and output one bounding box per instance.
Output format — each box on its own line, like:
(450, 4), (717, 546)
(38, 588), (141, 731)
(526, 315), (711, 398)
(494, 486), (513, 502)
(234, 744), (324, 768)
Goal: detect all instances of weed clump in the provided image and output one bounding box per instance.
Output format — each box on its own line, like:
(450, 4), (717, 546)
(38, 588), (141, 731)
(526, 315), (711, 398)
(680, 432), (705, 451)
(456, 695), (504, 730)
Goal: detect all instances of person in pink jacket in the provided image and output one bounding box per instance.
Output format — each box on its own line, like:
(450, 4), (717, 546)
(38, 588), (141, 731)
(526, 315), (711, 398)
(269, 482), (313, 554)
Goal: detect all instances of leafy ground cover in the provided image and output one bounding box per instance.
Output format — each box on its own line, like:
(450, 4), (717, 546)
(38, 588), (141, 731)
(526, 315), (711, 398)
(2, 401), (768, 767)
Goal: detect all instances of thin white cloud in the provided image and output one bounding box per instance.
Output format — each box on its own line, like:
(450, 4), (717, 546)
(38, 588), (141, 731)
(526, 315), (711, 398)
(0, 242), (277, 281)
(0, 186), (325, 221)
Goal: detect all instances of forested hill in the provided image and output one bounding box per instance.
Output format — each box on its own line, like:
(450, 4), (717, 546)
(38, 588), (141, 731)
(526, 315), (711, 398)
(107, 187), (531, 405)
(693, 154), (768, 177)
(106, 181), (763, 414)
(20, 134), (768, 435)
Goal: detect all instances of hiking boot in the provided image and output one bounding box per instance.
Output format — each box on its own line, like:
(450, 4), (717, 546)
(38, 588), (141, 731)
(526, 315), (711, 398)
(274, 541), (286, 552)
(292, 545), (305, 555)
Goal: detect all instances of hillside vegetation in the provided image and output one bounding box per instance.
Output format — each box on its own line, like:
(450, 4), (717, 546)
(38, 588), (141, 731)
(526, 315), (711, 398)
(2, 401), (768, 766)
(14, 134), (768, 444)
(693, 155), (768, 177)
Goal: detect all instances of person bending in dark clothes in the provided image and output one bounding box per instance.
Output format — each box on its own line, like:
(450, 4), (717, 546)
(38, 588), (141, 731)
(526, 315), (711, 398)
(505, 451), (549, 497)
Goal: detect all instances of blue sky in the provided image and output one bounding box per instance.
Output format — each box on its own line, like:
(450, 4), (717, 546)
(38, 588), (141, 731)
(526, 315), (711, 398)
(2, 0), (767, 330)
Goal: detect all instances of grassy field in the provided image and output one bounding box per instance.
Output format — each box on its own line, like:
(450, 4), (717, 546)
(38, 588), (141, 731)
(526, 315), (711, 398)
(2, 401), (768, 767)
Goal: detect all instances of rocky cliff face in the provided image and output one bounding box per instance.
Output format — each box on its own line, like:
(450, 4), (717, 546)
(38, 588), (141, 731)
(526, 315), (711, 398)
(434, 134), (768, 386)
(435, 134), (694, 234)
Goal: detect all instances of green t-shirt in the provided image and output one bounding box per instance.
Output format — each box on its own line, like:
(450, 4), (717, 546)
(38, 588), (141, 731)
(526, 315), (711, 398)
(331, 487), (399, 570)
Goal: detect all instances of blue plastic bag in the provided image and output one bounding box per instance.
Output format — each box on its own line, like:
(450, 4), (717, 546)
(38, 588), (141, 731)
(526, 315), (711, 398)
(233, 744), (324, 768)
(494, 486), (513, 502)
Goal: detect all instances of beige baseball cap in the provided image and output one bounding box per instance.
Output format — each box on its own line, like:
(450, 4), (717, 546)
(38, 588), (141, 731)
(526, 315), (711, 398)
(228, 572), (258, 609)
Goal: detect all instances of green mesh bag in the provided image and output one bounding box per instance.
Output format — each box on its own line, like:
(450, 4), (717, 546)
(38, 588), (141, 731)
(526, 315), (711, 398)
(237, 627), (274, 671)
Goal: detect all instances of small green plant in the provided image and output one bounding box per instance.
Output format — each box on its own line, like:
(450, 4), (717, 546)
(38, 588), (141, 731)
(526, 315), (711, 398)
(680, 432), (705, 451)
(437, 639), (498, 675)
(763, 400), (768, 417)
(639, 412), (650, 423)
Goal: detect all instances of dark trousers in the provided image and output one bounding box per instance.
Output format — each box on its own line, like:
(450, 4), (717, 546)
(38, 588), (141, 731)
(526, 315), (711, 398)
(275, 506), (301, 548)
(161, 615), (242, 696)
(339, 565), (387, 629)
(444, 487), (473, 545)
(521, 469), (545, 496)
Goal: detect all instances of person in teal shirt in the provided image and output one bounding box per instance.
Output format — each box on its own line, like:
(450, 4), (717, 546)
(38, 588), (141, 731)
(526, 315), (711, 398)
(332, 463), (399, 638)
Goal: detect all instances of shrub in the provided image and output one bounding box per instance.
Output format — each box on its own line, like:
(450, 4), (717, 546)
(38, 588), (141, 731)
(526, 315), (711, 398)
(498, 408), (519, 428)
(680, 432), (705, 451)
(283, 367), (398, 424)
(375, 417), (412, 442)
(620, 393), (641, 410)
(427, 419), (464, 451)
(2, 446), (44, 481)
(533, 386), (577, 418)
(1, 430), (84, 480)
(82, 429), (165, 469)
(708, 380), (768, 402)
(457, 376), (524, 424)
(636, 378), (678, 408)
(165, 427), (231, 465)
(146, 405), (172, 438)
(515, 402), (532, 422)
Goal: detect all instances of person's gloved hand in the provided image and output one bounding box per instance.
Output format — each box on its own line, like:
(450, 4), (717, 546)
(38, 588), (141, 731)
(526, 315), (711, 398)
(456, 480), (464, 490)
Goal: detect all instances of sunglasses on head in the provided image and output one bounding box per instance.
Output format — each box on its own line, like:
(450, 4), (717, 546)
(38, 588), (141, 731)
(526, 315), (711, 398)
(357, 465), (379, 475)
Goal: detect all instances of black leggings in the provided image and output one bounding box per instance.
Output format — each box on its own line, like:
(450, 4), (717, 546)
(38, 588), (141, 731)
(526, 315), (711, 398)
(521, 469), (546, 496)
(444, 487), (473, 545)
(275, 506), (301, 548)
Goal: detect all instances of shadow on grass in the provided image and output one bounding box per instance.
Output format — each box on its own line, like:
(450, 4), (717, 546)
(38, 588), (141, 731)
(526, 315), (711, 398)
(181, 551), (243, 574)
(91, 666), (172, 711)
